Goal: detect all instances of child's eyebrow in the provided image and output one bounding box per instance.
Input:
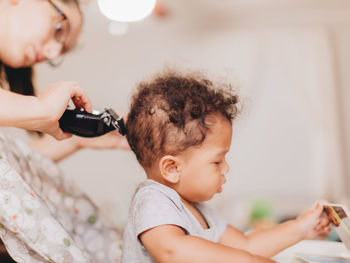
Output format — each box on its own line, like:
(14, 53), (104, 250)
(213, 149), (229, 156)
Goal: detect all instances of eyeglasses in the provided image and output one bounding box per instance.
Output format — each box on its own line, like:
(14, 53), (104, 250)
(47, 0), (71, 67)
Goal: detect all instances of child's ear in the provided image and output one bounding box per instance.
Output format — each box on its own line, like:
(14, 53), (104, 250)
(159, 155), (181, 184)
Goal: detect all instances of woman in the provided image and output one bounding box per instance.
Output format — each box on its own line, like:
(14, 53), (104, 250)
(0, 0), (125, 262)
(0, 0), (129, 158)
(0, 0), (91, 140)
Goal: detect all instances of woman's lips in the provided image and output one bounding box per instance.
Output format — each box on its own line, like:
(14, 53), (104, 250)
(29, 45), (42, 63)
(34, 49), (42, 62)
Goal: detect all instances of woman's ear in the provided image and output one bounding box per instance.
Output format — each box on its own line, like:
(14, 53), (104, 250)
(159, 155), (181, 184)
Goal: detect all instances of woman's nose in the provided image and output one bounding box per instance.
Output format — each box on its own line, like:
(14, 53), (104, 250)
(42, 40), (63, 60)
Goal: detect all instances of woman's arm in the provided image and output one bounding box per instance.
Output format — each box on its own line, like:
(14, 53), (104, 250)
(29, 135), (81, 162)
(140, 225), (276, 263)
(0, 81), (91, 140)
(30, 131), (129, 162)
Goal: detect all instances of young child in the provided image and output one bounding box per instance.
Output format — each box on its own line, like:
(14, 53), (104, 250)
(122, 71), (330, 263)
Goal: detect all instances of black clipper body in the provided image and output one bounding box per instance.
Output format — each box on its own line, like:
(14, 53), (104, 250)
(59, 108), (126, 137)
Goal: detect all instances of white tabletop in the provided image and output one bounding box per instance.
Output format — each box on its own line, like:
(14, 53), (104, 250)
(274, 240), (350, 262)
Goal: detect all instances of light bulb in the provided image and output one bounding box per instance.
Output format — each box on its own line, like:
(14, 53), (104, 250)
(98, 0), (157, 22)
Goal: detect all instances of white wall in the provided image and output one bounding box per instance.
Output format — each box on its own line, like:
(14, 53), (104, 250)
(35, 0), (350, 229)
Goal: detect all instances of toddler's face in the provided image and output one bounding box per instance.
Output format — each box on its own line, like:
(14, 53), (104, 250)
(176, 114), (232, 203)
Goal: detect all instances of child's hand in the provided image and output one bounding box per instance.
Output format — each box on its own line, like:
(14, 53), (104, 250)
(296, 200), (331, 240)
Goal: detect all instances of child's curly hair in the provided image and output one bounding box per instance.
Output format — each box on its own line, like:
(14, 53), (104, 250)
(126, 71), (239, 169)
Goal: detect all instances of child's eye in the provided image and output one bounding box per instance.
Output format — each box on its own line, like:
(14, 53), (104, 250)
(213, 161), (222, 165)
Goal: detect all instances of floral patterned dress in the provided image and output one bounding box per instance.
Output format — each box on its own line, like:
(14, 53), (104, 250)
(0, 132), (123, 263)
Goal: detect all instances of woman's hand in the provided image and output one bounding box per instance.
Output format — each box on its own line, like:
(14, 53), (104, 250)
(71, 112), (129, 150)
(0, 82), (91, 140)
(296, 200), (331, 240)
(35, 81), (92, 140)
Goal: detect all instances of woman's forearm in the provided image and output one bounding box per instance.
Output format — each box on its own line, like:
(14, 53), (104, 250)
(30, 135), (81, 162)
(0, 89), (44, 128)
(0, 82), (92, 140)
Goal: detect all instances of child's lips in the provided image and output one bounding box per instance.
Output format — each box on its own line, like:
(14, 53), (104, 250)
(218, 186), (223, 193)
(218, 179), (226, 193)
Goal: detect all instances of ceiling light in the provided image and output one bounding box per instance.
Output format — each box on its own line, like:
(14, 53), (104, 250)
(98, 0), (157, 22)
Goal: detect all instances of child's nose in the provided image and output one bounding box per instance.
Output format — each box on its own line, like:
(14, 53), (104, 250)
(42, 40), (63, 60)
(222, 160), (230, 174)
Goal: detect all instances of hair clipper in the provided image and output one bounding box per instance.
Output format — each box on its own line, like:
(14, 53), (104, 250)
(59, 108), (126, 137)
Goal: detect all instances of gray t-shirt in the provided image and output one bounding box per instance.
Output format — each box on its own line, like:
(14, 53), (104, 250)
(121, 179), (227, 263)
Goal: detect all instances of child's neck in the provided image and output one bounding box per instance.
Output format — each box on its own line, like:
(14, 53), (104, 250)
(145, 170), (209, 230)
(180, 196), (209, 230)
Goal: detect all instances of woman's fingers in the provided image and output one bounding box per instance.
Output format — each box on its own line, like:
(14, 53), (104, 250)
(70, 85), (92, 113)
(36, 81), (92, 139)
(46, 123), (73, 141)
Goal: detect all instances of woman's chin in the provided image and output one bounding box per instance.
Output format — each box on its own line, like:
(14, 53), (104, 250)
(2, 57), (30, 68)
(3, 49), (37, 68)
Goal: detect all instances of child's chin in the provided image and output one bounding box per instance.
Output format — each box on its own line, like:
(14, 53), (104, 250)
(204, 193), (217, 201)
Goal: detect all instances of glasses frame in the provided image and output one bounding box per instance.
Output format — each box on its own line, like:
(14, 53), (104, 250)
(46, 0), (70, 67)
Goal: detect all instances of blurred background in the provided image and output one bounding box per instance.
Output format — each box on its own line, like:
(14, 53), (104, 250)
(34, 0), (350, 231)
